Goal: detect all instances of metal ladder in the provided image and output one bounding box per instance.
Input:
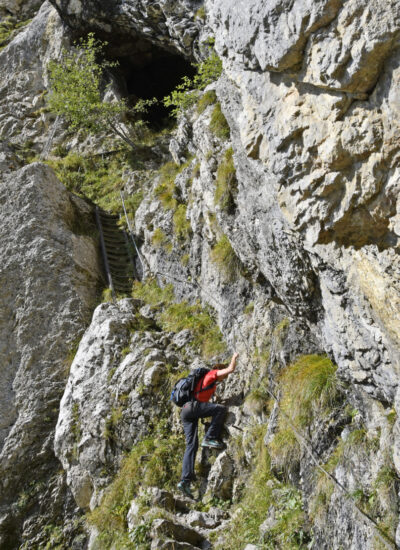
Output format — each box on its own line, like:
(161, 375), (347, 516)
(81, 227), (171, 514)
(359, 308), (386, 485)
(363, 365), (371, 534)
(95, 207), (138, 298)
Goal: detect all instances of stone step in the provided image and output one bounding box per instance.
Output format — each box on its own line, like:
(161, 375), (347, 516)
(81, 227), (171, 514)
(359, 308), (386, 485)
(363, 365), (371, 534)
(150, 518), (206, 549)
(151, 539), (199, 550)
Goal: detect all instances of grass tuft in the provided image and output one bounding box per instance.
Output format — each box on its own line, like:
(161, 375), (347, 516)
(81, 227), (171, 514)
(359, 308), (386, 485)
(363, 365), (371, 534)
(154, 161), (180, 210)
(151, 228), (172, 252)
(197, 89), (217, 114)
(214, 147), (237, 211)
(173, 204), (191, 241)
(132, 279), (174, 307)
(210, 234), (240, 280)
(209, 103), (230, 140)
(279, 355), (342, 428)
(132, 279), (226, 358)
(269, 355), (343, 475)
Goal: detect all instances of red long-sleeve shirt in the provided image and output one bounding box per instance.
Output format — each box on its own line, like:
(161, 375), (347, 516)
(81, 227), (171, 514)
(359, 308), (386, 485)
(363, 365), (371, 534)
(194, 369), (218, 402)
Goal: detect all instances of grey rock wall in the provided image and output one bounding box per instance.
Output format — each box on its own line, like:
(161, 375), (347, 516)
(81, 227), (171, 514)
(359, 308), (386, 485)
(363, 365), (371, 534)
(48, 0), (205, 58)
(0, 2), (68, 158)
(0, 0), (43, 18)
(203, 0), (400, 403)
(0, 163), (101, 547)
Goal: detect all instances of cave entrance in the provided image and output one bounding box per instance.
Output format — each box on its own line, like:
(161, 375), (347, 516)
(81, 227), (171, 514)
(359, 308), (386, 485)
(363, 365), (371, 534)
(114, 44), (196, 129)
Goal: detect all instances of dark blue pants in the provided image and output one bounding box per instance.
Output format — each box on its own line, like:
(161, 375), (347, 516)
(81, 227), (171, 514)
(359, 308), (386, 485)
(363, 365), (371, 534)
(180, 401), (226, 483)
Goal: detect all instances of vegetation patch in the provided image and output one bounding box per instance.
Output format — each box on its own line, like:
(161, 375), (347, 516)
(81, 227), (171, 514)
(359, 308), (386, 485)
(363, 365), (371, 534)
(48, 33), (156, 148)
(173, 204), (191, 240)
(46, 149), (146, 215)
(197, 89), (217, 114)
(132, 279), (174, 307)
(154, 161), (180, 210)
(163, 51), (222, 117)
(151, 228), (170, 251)
(210, 234), (241, 280)
(214, 147), (237, 211)
(132, 279), (226, 358)
(209, 103), (230, 140)
(181, 253), (190, 266)
(88, 420), (185, 548)
(160, 301), (226, 358)
(223, 426), (309, 549)
(103, 406), (124, 441)
(0, 16), (32, 50)
(195, 6), (206, 20)
(269, 355), (343, 475)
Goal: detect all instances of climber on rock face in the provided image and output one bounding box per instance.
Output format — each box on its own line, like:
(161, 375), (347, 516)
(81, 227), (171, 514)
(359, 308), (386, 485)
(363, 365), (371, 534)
(177, 352), (239, 499)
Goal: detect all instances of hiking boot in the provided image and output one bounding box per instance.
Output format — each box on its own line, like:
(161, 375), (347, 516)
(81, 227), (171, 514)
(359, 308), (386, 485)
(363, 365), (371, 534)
(201, 438), (224, 449)
(177, 481), (194, 499)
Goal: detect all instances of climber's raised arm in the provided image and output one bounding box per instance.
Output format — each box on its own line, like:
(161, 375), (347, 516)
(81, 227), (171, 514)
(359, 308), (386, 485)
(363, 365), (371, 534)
(216, 352), (239, 380)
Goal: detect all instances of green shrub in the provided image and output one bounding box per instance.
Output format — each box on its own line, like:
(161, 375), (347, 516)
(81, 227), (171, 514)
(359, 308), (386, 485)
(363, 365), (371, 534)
(210, 235), (240, 280)
(163, 51), (222, 117)
(197, 89), (217, 114)
(173, 204), (191, 240)
(209, 103), (230, 140)
(214, 147), (237, 211)
(48, 33), (155, 148)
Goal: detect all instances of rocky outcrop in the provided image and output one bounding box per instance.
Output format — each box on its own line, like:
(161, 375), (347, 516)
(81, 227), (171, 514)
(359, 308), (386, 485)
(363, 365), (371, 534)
(54, 298), (189, 509)
(0, 2), (68, 160)
(0, 0), (43, 18)
(48, 0), (206, 59)
(0, 162), (101, 547)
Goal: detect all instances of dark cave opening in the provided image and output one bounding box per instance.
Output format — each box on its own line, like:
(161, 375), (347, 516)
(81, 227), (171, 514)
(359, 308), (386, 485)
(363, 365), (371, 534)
(114, 46), (196, 129)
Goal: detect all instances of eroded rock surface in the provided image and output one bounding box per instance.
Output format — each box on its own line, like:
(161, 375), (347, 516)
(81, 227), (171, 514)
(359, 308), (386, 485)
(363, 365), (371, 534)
(200, 0), (400, 403)
(0, 162), (101, 547)
(0, 2), (68, 159)
(49, 0), (205, 58)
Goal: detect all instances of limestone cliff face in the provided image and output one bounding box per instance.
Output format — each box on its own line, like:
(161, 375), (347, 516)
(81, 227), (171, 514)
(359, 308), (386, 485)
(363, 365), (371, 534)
(207, 0), (400, 404)
(2, 0), (400, 549)
(0, 163), (102, 547)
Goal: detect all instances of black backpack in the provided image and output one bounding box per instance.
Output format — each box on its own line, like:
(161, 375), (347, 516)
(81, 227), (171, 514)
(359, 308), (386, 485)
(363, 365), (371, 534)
(170, 367), (216, 407)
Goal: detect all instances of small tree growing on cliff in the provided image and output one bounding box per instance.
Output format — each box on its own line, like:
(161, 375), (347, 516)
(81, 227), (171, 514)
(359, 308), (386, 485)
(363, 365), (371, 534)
(48, 34), (154, 148)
